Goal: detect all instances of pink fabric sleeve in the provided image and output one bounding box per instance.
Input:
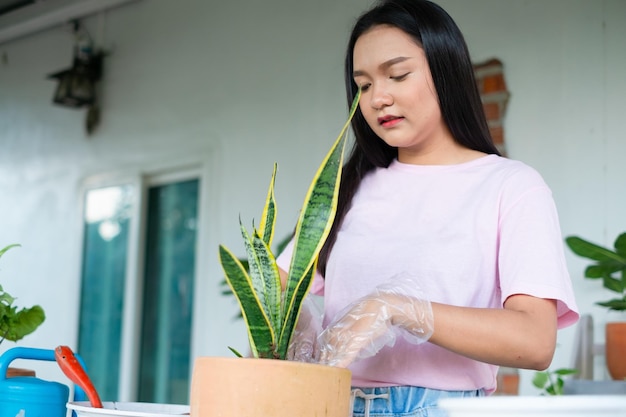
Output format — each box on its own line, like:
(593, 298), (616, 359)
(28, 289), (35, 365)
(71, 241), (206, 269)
(276, 239), (326, 296)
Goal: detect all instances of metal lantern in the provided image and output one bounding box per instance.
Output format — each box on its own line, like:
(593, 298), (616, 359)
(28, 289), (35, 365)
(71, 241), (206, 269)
(47, 47), (102, 109)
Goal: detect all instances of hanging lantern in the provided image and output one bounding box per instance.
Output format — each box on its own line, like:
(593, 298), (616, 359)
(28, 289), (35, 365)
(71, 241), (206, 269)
(46, 20), (104, 134)
(47, 46), (102, 109)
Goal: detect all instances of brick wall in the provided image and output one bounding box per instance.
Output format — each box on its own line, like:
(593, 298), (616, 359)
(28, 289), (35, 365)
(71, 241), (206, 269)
(474, 58), (510, 155)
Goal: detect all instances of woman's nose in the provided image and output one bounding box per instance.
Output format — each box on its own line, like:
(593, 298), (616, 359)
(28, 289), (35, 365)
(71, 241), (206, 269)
(370, 85), (393, 110)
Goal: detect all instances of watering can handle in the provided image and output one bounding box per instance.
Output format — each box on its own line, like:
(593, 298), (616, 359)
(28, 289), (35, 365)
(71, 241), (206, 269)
(0, 346), (88, 401)
(0, 346), (54, 378)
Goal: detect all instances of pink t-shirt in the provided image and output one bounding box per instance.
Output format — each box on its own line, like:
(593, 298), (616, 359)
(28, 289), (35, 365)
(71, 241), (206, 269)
(277, 155), (578, 393)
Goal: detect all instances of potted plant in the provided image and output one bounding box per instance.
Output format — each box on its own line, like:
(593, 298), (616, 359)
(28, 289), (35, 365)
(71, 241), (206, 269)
(189, 91), (361, 417)
(0, 244), (46, 377)
(565, 233), (626, 381)
(219, 234), (292, 321)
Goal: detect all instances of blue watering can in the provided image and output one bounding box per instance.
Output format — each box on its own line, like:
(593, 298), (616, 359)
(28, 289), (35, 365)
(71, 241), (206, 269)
(0, 347), (87, 417)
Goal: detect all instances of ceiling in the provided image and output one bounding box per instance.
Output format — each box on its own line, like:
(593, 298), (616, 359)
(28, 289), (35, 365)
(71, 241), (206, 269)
(0, 0), (137, 45)
(0, 0), (36, 16)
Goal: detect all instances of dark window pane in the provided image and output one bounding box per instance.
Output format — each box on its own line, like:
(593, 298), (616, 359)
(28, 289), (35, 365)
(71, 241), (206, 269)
(138, 179), (198, 404)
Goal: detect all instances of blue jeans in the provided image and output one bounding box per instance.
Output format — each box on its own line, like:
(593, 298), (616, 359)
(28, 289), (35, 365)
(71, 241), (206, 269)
(350, 386), (484, 417)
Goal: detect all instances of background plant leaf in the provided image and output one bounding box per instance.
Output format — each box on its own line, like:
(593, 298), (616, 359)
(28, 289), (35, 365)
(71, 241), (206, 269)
(566, 234), (626, 311)
(0, 244), (46, 345)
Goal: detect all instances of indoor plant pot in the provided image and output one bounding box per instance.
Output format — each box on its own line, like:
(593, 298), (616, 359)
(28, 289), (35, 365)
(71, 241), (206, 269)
(191, 357), (351, 417)
(190, 91), (361, 416)
(605, 321), (626, 380)
(566, 233), (626, 380)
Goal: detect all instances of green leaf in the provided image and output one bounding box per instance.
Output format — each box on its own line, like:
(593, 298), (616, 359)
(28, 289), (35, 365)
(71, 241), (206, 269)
(567, 234), (626, 311)
(258, 163), (277, 248)
(240, 221), (268, 318)
(251, 231), (282, 335)
(228, 346), (244, 357)
(532, 368), (577, 395)
(553, 368), (578, 376)
(218, 88), (361, 359)
(219, 244), (275, 358)
(585, 263), (622, 279)
(614, 233), (626, 257)
(597, 298), (626, 311)
(532, 371), (549, 388)
(0, 305), (45, 342)
(284, 88), (361, 323)
(0, 287), (16, 305)
(602, 274), (624, 293)
(566, 236), (626, 263)
(553, 377), (565, 395)
(0, 244), (20, 259)
(0, 244), (46, 344)
(276, 263), (316, 359)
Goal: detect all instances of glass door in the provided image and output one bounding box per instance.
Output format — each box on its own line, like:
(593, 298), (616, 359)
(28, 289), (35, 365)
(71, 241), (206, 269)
(137, 178), (199, 404)
(78, 173), (200, 404)
(78, 185), (133, 401)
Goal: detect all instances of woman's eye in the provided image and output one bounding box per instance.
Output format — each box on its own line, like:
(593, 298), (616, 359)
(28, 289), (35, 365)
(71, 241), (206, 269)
(390, 73), (409, 81)
(359, 83), (371, 92)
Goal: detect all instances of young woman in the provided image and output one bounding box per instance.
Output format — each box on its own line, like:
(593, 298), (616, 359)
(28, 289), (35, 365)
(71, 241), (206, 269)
(278, 0), (578, 415)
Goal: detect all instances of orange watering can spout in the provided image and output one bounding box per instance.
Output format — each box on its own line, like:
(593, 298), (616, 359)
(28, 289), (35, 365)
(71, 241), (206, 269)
(55, 345), (103, 408)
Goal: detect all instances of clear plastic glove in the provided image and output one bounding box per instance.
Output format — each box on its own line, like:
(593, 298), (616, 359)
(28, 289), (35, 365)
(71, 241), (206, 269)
(287, 296), (323, 362)
(318, 272), (434, 368)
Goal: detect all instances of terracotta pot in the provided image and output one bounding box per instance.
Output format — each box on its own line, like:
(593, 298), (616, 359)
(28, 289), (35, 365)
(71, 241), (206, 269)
(6, 367), (36, 378)
(191, 357), (352, 417)
(605, 322), (626, 380)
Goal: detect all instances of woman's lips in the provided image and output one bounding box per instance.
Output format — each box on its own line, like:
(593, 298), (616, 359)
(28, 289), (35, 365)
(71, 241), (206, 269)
(377, 115), (404, 128)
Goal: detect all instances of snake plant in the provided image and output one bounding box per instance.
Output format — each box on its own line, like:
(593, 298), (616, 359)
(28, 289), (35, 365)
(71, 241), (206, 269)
(219, 90), (360, 359)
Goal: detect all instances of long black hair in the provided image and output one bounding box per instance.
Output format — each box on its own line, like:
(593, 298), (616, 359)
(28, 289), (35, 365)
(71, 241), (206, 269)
(318, 0), (500, 275)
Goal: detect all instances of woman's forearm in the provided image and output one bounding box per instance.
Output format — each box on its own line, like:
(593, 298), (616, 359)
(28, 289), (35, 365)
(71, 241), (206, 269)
(428, 295), (557, 370)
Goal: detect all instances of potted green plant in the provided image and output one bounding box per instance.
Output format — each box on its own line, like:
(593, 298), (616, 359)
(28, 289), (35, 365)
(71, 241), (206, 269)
(219, 234), (292, 321)
(0, 244), (46, 377)
(565, 233), (626, 380)
(189, 91), (361, 417)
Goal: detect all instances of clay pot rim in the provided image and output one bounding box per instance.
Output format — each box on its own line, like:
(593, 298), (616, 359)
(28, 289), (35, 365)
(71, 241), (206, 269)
(194, 356), (350, 374)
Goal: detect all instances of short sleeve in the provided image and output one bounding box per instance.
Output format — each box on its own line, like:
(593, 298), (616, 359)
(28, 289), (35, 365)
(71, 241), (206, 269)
(498, 181), (579, 329)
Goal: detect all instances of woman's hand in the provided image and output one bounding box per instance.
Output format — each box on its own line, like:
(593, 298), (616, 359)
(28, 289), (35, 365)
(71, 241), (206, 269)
(287, 296), (323, 362)
(318, 273), (434, 367)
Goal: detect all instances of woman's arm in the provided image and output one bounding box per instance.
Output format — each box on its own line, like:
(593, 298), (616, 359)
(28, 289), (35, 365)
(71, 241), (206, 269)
(429, 295), (557, 370)
(279, 267), (288, 290)
(318, 281), (557, 370)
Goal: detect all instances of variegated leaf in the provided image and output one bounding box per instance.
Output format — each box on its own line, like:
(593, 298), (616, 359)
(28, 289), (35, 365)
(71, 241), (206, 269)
(258, 164), (277, 248)
(252, 230), (282, 335)
(283, 89), (361, 321)
(219, 244), (275, 358)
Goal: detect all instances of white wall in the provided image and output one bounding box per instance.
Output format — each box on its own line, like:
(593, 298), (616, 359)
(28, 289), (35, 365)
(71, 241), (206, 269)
(0, 0), (624, 396)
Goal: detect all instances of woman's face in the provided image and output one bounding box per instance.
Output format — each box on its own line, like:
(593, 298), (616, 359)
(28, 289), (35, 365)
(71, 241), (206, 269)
(352, 25), (455, 164)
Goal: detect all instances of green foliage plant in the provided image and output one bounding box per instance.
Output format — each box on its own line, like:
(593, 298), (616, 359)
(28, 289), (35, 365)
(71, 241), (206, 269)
(532, 368), (578, 395)
(219, 90), (360, 360)
(565, 233), (626, 311)
(220, 234), (292, 321)
(0, 244), (46, 344)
